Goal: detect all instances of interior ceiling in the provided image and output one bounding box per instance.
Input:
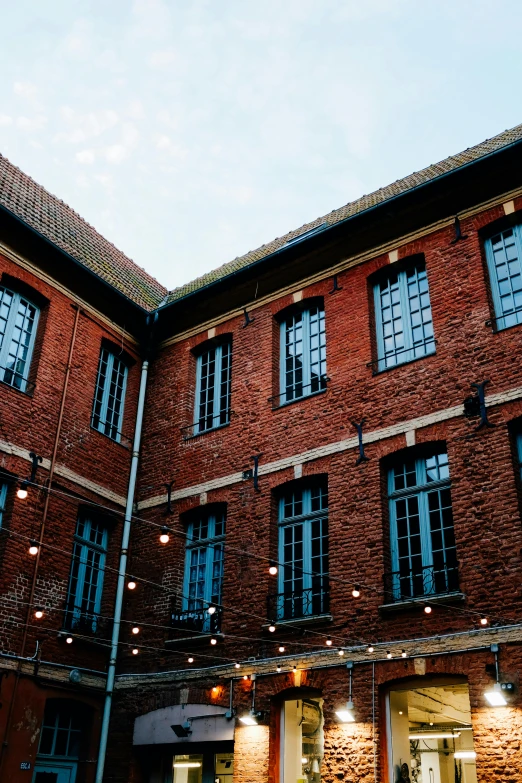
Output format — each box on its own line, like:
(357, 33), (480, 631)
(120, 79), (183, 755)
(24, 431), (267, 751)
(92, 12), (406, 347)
(407, 685), (472, 727)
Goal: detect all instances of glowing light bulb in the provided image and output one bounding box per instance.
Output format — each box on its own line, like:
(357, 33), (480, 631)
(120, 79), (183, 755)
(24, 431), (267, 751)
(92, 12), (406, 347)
(268, 624), (276, 633)
(128, 580), (137, 590)
(65, 636), (73, 644)
(293, 665), (297, 673)
(401, 650), (407, 658)
(367, 645), (374, 654)
(212, 686), (219, 694)
(235, 662), (241, 669)
(188, 657), (194, 663)
(352, 585), (361, 598)
(278, 646), (285, 653)
(35, 610), (43, 619)
(132, 648), (139, 655)
(210, 637), (217, 645)
(386, 651), (392, 659)
(207, 604), (216, 615)
(269, 561), (278, 575)
(159, 527), (170, 544)
(17, 483), (28, 500)
(132, 626), (140, 635)
(424, 605), (432, 614)
(243, 674), (248, 680)
(276, 665), (282, 672)
(338, 649), (344, 656)
(326, 637), (332, 646)
(28, 541), (39, 556)
(480, 617), (488, 626)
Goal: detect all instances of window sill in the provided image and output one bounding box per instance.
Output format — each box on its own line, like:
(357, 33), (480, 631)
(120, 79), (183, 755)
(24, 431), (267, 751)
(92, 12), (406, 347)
(379, 591), (465, 614)
(370, 348), (436, 377)
(89, 424), (130, 449)
(165, 632), (224, 646)
(265, 614), (332, 628)
(182, 421), (230, 441)
(271, 387), (327, 411)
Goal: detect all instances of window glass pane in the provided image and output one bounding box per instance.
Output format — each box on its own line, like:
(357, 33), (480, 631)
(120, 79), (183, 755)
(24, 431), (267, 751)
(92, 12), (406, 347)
(0, 287), (38, 390)
(196, 342), (232, 433)
(66, 517), (107, 631)
(489, 228), (522, 328)
(282, 305), (326, 402)
(173, 755), (203, 783)
(282, 699), (323, 782)
(91, 348), (127, 441)
(184, 511), (226, 629)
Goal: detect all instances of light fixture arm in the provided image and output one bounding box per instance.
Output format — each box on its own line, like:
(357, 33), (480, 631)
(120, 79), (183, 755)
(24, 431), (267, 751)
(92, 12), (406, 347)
(28, 452), (43, 484)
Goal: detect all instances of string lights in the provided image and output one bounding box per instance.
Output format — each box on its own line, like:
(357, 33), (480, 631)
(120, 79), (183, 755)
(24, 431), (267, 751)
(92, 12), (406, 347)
(127, 580), (137, 590)
(159, 526), (170, 544)
(17, 482), (28, 500)
(28, 540), (39, 556)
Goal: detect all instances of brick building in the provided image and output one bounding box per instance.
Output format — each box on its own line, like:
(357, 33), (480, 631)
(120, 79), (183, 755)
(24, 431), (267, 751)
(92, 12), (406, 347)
(2, 125), (522, 783)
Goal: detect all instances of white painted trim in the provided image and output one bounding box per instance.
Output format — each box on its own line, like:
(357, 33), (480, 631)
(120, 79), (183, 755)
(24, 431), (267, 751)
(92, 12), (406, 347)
(0, 438), (127, 506)
(388, 249), (399, 263)
(138, 383), (522, 510)
(503, 200), (515, 215)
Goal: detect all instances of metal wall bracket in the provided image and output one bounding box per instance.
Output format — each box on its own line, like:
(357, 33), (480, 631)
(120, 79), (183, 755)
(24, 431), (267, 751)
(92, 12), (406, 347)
(329, 274), (342, 294)
(242, 455), (261, 491)
(450, 215), (468, 244)
(28, 452), (43, 483)
(351, 420), (369, 464)
(164, 481), (174, 514)
(242, 308), (255, 328)
(463, 381), (495, 429)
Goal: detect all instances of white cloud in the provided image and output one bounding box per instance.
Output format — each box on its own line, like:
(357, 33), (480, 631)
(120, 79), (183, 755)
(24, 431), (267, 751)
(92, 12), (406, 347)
(76, 149), (96, 164)
(13, 81), (38, 100)
(64, 18), (91, 55)
(104, 145), (127, 164)
(0, 115), (13, 126)
(16, 115), (47, 132)
(149, 49), (178, 68)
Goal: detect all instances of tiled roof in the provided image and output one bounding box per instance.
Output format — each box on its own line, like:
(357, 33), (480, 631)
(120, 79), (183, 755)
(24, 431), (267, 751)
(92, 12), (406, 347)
(2, 124), (522, 312)
(167, 123), (522, 303)
(0, 154), (167, 310)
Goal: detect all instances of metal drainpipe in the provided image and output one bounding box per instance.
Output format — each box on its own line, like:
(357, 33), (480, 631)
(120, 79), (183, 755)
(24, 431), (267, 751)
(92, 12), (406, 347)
(0, 304), (81, 776)
(95, 312), (157, 783)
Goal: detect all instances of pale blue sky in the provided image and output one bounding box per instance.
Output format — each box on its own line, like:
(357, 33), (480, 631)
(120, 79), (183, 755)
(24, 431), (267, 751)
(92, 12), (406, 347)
(0, 0), (521, 290)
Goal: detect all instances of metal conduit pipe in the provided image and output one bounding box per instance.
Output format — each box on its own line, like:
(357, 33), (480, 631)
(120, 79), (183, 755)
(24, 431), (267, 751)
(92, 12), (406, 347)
(95, 312), (157, 783)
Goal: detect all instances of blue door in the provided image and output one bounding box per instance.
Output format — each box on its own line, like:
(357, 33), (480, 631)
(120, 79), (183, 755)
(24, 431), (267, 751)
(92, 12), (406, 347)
(32, 760), (77, 783)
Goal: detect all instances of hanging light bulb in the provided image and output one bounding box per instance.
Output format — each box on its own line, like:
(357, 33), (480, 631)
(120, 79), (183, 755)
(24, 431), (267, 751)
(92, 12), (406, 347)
(28, 540), (39, 556)
(367, 645), (374, 654)
(326, 637), (332, 646)
(128, 580), (137, 590)
(386, 651), (392, 659)
(338, 649), (344, 656)
(480, 617), (488, 626)
(293, 665), (297, 673)
(188, 657), (194, 664)
(207, 603), (216, 615)
(131, 626), (140, 635)
(424, 605), (432, 614)
(159, 526), (170, 544)
(276, 664), (282, 672)
(212, 686), (219, 694)
(268, 624), (276, 633)
(269, 561), (278, 576)
(243, 674), (249, 680)
(132, 648), (139, 655)
(401, 650), (407, 658)
(278, 645), (285, 653)
(17, 482), (28, 500)
(210, 637), (218, 645)
(65, 635), (73, 644)
(235, 662), (241, 669)
(352, 585), (361, 598)
(34, 609), (44, 619)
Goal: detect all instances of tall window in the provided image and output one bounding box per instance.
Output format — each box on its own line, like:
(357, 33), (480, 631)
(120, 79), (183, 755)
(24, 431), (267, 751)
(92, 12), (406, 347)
(0, 285), (39, 391)
(279, 304), (326, 404)
(387, 452), (458, 602)
(91, 347), (128, 442)
(182, 509), (226, 632)
(38, 700), (83, 758)
(273, 483), (329, 620)
(373, 262), (434, 371)
(0, 483), (7, 529)
(485, 226), (522, 330)
(516, 432), (522, 480)
(65, 516), (108, 633)
(194, 341), (232, 434)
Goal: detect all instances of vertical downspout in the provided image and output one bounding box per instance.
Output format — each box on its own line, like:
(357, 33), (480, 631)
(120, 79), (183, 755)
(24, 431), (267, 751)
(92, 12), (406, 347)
(0, 304), (81, 776)
(95, 311), (157, 783)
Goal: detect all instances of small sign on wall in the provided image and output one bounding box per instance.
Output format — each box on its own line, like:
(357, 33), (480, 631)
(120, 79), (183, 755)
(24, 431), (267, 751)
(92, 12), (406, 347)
(20, 762), (31, 770)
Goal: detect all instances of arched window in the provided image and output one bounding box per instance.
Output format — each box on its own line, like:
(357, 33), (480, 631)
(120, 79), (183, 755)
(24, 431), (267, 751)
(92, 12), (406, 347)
(372, 258), (435, 371)
(270, 480), (329, 621)
(386, 450), (458, 602)
(278, 301), (326, 404)
(484, 225), (522, 330)
(0, 285), (39, 391)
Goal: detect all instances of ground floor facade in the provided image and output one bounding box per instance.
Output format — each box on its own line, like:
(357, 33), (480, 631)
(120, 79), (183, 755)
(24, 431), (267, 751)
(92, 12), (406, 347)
(106, 629), (522, 783)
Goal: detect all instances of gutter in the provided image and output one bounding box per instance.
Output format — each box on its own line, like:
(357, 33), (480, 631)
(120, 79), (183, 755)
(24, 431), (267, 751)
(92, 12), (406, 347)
(157, 134), (522, 312)
(94, 310), (158, 783)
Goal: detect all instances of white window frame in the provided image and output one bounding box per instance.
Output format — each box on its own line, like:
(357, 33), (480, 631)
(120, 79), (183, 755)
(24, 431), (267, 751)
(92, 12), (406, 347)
(91, 347), (128, 443)
(279, 305), (326, 405)
(194, 341), (232, 435)
(65, 517), (108, 633)
(0, 286), (39, 392)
